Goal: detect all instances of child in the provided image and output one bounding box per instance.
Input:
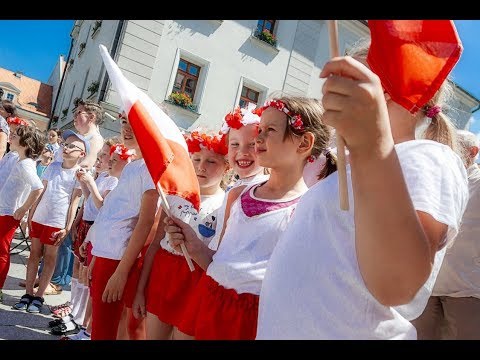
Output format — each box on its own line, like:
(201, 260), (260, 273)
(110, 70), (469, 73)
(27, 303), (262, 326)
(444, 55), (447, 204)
(256, 41), (469, 340)
(55, 143), (131, 340)
(164, 96), (336, 339)
(0, 117), (29, 190)
(12, 130), (88, 313)
(47, 128), (61, 161)
(206, 106), (269, 252)
(132, 129), (228, 340)
(0, 126), (45, 302)
(0, 100), (17, 159)
(86, 115), (159, 340)
(36, 145), (54, 178)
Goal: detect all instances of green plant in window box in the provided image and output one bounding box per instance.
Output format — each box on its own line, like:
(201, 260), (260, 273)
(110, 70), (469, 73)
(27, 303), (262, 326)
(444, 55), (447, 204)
(61, 108), (68, 118)
(87, 81), (100, 95)
(169, 91), (193, 107)
(255, 29), (277, 47)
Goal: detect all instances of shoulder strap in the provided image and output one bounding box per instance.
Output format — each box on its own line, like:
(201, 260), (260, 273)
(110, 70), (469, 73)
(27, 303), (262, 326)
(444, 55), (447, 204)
(216, 184), (247, 249)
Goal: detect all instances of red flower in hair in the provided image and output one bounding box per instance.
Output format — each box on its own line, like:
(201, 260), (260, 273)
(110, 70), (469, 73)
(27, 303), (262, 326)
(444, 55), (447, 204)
(184, 131), (228, 156)
(7, 117), (28, 127)
(224, 107), (243, 130)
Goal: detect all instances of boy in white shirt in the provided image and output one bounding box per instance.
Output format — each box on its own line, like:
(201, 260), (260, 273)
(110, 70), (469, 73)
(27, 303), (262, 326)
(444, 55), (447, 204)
(0, 125), (45, 302)
(13, 130), (89, 313)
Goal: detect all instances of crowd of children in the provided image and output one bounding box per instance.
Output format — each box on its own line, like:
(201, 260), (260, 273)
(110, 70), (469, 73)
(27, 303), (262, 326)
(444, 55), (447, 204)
(0, 31), (477, 340)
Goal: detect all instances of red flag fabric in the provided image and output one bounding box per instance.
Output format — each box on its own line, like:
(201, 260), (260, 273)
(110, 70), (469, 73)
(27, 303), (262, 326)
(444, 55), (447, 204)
(367, 20), (463, 114)
(99, 45), (201, 211)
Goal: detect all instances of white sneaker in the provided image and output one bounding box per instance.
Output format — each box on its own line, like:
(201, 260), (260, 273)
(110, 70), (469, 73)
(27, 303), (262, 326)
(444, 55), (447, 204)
(67, 329), (91, 340)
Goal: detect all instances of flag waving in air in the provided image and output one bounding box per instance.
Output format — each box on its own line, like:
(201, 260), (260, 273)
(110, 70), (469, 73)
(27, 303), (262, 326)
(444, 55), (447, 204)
(367, 20), (463, 114)
(99, 44), (201, 211)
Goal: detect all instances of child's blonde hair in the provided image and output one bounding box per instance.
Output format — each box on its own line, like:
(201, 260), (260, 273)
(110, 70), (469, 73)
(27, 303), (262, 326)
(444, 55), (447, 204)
(267, 93), (337, 180)
(346, 38), (459, 154)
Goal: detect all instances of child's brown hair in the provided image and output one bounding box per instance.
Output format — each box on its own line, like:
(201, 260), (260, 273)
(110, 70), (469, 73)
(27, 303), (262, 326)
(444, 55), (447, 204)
(16, 125), (46, 159)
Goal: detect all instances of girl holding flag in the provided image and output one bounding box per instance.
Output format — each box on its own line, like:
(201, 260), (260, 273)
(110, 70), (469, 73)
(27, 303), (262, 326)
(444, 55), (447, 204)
(132, 129), (229, 340)
(164, 95), (337, 339)
(256, 26), (469, 339)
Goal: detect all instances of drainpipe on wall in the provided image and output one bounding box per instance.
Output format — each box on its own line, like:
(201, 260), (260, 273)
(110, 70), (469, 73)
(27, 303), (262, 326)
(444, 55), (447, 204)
(98, 20), (125, 103)
(48, 38), (74, 130)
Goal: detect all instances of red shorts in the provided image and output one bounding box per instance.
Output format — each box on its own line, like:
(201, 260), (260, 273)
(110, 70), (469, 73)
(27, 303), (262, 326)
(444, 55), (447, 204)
(180, 273), (259, 340)
(86, 242), (93, 267)
(146, 247), (203, 329)
(29, 221), (62, 246)
(74, 219), (93, 263)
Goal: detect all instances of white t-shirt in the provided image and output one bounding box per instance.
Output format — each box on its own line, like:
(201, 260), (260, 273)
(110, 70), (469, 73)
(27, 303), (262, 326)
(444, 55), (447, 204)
(431, 163), (480, 299)
(0, 151), (19, 191)
(0, 158), (44, 216)
(256, 140), (468, 340)
(207, 183), (304, 295)
(32, 161), (81, 228)
(88, 159), (156, 260)
(82, 171), (119, 222)
(208, 172), (270, 251)
(161, 192), (225, 255)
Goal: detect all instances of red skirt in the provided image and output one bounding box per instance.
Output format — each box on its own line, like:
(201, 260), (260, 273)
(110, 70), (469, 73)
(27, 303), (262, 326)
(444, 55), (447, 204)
(30, 221), (62, 246)
(180, 273), (259, 340)
(74, 219), (93, 263)
(146, 247), (203, 329)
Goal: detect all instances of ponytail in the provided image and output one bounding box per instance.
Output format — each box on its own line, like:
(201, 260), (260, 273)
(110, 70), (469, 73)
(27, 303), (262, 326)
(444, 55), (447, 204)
(423, 112), (459, 154)
(318, 150), (338, 180)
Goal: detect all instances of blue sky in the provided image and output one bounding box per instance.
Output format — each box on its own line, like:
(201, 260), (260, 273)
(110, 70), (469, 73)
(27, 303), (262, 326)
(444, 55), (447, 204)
(0, 20), (479, 135)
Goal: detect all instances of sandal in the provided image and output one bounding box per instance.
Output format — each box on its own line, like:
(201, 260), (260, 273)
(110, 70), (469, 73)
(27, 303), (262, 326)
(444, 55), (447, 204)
(44, 283), (62, 295)
(26, 296), (44, 313)
(50, 321), (80, 336)
(49, 314), (74, 328)
(52, 305), (73, 318)
(49, 301), (71, 312)
(12, 294), (33, 311)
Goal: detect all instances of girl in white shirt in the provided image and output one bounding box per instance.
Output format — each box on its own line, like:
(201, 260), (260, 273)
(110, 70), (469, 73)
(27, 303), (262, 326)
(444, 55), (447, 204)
(0, 118), (29, 191)
(86, 115), (159, 340)
(164, 96), (336, 339)
(0, 125), (45, 302)
(256, 41), (469, 340)
(132, 129), (229, 340)
(208, 106), (269, 253)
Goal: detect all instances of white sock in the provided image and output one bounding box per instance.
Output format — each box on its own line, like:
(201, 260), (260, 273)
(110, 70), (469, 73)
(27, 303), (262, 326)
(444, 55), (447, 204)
(73, 287), (89, 325)
(70, 278), (79, 303)
(70, 284), (85, 318)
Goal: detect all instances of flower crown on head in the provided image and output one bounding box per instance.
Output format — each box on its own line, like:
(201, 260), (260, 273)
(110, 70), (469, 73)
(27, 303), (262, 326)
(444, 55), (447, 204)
(184, 130), (228, 156)
(256, 99), (304, 131)
(220, 103), (261, 134)
(7, 117), (28, 127)
(109, 144), (136, 160)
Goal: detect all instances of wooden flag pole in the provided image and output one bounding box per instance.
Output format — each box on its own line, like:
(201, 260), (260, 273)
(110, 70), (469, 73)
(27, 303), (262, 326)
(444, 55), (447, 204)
(327, 20), (349, 211)
(157, 186), (196, 272)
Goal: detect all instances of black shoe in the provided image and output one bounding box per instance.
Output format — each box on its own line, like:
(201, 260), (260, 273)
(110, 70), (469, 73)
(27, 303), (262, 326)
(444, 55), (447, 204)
(50, 321), (80, 336)
(49, 314), (74, 328)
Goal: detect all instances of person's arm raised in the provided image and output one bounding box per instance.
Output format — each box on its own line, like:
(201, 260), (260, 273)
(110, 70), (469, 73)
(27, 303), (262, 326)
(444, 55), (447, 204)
(320, 56), (433, 306)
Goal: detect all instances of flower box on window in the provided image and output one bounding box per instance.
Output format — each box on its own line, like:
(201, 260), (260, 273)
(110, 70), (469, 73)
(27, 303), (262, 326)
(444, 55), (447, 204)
(167, 91), (199, 113)
(91, 20), (102, 38)
(87, 81), (99, 96)
(61, 108), (68, 119)
(78, 42), (86, 56)
(253, 29), (277, 47)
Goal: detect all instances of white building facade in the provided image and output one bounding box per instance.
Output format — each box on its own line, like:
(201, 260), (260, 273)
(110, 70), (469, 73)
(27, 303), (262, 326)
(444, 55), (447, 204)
(50, 20), (479, 137)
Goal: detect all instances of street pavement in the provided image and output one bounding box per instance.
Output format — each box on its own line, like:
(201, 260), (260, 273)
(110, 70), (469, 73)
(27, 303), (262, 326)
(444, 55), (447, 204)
(0, 237), (71, 340)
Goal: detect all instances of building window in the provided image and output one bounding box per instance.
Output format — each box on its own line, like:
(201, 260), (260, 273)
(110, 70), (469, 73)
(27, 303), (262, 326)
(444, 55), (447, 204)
(239, 86), (259, 109)
(172, 58), (201, 101)
(256, 20), (276, 35)
(6, 93), (14, 101)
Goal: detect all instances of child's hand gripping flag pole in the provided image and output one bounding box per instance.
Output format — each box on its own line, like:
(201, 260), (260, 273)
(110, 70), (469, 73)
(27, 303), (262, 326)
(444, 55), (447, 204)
(327, 20), (349, 211)
(99, 44), (200, 272)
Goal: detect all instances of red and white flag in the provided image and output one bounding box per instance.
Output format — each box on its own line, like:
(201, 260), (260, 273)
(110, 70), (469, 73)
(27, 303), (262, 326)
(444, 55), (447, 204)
(367, 20), (463, 114)
(99, 44), (201, 211)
